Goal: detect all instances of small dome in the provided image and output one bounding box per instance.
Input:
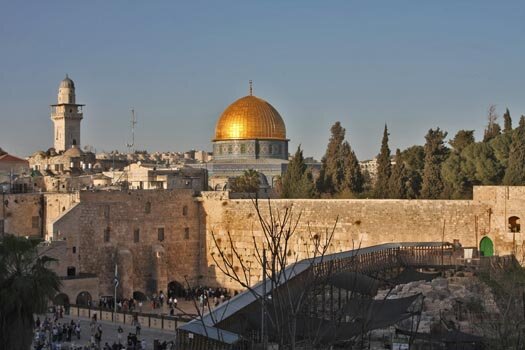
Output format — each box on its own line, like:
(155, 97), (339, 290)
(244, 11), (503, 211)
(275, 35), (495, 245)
(63, 146), (83, 158)
(60, 75), (75, 89)
(214, 95), (286, 141)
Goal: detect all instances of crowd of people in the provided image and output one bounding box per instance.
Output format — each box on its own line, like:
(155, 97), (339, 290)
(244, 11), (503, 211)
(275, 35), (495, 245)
(32, 310), (174, 349)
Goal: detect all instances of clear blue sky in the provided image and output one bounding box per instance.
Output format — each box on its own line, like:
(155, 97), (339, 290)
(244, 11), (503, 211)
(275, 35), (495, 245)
(1, 1), (524, 160)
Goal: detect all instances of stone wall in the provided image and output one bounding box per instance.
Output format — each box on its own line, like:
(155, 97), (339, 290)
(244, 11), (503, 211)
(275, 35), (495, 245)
(0, 192), (79, 239)
(1, 193), (44, 237)
(473, 186), (525, 261)
(201, 193), (492, 289)
(53, 189), (202, 299)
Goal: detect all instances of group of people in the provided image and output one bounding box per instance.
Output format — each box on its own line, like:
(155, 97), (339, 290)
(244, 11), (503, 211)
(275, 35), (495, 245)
(32, 312), (157, 349)
(33, 316), (81, 349)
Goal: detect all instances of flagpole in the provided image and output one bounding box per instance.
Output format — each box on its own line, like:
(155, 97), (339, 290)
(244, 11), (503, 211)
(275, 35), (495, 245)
(114, 263), (118, 315)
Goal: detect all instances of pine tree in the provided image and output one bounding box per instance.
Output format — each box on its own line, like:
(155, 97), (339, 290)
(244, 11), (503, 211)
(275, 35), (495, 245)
(318, 122), (345, 194)
(503, 116), (525, 185)
(281, 146), (316, 198)
(341, 141), (363, 195)
(503, 108), (512, 133)
(374, 124), (391, 198)
(420, 128), (448, 199)
(387, 149), (407, 198)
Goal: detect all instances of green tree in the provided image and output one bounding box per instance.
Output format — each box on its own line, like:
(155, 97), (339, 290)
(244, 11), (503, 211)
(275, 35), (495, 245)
(503, 117), (525, 185)
(441, 130), (476, 199)
(317, 122), (345, 194)
(231, 169), (260, 193)
(490, 132), (513, 168)
(340, 141), (363, 196)
(449, 130), (475, 153)
(503, 108), (512, 133)
(462, 143), (503, 185)
(420, 128), (448, 199)
(441, 152), (471, 198)
(387, 149), (407, 198)
(399, 145), (425, 198)
(0, 235), (61, 350)
(483, 105), (501, 142)
(374, 124), (391, 198)
(281, 146), (316, 198)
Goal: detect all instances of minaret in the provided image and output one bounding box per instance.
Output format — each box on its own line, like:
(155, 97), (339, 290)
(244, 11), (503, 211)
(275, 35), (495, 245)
(51, 75), (84, 152)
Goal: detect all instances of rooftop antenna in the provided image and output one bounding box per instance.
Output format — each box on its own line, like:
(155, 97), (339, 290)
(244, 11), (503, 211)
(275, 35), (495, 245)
(126, 108), (137, 153)
(249, 80), (253, 96)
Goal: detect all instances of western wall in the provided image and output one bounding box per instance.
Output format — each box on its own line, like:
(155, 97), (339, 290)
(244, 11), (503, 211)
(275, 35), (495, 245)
(4, 186), (525, 303)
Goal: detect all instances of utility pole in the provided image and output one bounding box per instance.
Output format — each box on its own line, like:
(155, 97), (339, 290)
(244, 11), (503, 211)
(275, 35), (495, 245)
(261, 247), (267, 348)
(126, 108), (137, 154)
(114, 263), (119, 314)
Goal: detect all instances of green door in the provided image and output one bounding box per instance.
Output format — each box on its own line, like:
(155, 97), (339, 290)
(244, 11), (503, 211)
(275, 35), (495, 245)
(480, 237), (494, 257)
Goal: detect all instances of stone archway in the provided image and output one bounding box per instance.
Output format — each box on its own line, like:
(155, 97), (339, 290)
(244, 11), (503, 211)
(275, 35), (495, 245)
(76, 291), (92, 306)
(168, 281), (186, 298)
(480, 237), (494, 257)
(54, 293), (70, 306)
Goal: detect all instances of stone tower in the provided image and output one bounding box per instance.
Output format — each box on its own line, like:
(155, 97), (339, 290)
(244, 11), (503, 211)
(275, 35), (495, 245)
(51, 75), (84, 152)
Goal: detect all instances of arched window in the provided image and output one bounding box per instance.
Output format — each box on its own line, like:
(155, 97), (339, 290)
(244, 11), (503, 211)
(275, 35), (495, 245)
(509, 216), (521, 233)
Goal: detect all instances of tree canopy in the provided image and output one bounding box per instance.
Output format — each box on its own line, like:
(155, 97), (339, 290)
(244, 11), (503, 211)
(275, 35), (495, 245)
(0, 235), (61, 350)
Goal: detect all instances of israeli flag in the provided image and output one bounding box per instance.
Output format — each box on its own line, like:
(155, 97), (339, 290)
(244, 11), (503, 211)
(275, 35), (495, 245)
(114, 264), (119, 287)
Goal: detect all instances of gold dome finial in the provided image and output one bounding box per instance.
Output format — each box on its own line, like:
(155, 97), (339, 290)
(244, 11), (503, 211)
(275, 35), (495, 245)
(249, 80), (253, 96)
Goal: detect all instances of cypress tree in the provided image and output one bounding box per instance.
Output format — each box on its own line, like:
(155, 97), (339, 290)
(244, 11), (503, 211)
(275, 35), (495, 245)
(281, 146), (316, 198)
(318, 122), (345, 194)
(503, 108), (512, 133)
(420, 128), (448, 199)
(374, 124), (391, 198)
(341, 141), (363, 195)
(503, 117), (525, 185)
(388, 149), (407, 198)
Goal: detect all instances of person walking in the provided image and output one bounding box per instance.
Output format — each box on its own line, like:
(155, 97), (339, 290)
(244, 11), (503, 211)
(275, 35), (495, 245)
(117, 325), (123, 344)
(135, 320), (141, 336)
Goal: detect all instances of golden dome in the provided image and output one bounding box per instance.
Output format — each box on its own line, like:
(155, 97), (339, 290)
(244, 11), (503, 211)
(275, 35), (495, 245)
(214, 95), (287, 141)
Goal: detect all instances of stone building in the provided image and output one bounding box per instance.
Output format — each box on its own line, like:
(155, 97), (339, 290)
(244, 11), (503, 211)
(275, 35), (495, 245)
(106, 162), (208, 191)
(0, 153), (29, 191)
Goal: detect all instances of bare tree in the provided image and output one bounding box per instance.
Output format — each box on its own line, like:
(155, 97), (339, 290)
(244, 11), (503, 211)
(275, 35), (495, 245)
(209, 196), (338, 349)
(484, 104), (501, 142)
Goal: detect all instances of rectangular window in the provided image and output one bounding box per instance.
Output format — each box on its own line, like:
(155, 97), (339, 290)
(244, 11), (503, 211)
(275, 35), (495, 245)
(104, 227), (110, 242)
(0, 219), (4, 235)
(134, 228), (140, 243)
(184, 227), (190, 239)
(32, 216), (39, 229)
(158, 227), (165, 242)
(104, 206), (110, 219)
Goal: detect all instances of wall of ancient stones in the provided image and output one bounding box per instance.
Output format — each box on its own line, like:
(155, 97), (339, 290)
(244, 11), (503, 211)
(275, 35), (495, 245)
(473, 186), (525, 261)
(1, 193), (44, 237)
(53, 189), (202, 300)
(200, 192), (492, 289)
